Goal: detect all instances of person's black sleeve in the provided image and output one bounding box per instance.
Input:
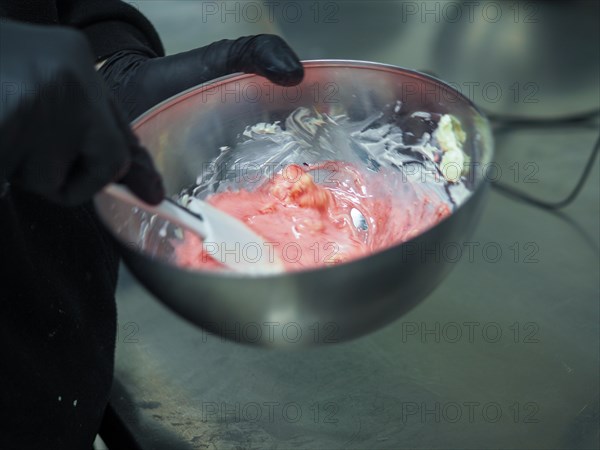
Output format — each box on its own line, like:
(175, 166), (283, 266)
(57, 0), (165, 59)
(0, 0), (164, 59)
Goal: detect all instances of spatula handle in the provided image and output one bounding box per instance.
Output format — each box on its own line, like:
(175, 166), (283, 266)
(103, 184), (209, 239)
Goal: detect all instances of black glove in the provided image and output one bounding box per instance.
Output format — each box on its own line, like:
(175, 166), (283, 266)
(98, 34), (305, 121)
(0, 20), (165, 206)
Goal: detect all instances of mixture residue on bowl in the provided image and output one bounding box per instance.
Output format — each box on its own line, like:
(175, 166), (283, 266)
(172, 106), (472, 272)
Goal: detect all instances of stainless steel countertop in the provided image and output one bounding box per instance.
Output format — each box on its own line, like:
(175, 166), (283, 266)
(109, 118), (599, 449)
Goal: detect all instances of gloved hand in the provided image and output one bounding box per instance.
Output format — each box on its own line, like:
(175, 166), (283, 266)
(0, 20), (164, 206)
(98, 34), (304, 121)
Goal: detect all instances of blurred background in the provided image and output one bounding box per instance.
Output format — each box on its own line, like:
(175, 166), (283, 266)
(98, 2), (599, 449)
(133, 0), (599, 118)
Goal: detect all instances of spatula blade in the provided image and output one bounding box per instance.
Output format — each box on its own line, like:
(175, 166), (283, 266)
(185, 197), (285, 275)
(102, 184), (284, 275)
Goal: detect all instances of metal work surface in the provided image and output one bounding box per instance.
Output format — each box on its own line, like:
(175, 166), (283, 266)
(110, 119), (599, 449)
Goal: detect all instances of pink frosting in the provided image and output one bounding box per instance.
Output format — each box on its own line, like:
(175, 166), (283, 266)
(174, 162), (451, 272)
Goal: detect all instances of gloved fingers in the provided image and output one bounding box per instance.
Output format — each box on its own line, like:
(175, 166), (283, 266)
(107, 99), (165, 205)
(57, 153), (123, 206)
(225, 34), (305, 86)
(118, 142), (165, 205)
(4, 112), (125, 207)
(12, 148), (79, 201)
(55, 116), (132, 206)
(48, 100), (164, 206)
(198, 34), (304, 86)
(146, 34), (304, 99)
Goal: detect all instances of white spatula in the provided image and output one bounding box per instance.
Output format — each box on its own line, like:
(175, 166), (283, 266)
(103, 184), (284, 275)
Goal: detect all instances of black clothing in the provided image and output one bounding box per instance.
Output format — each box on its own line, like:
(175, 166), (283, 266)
(0, 190), (119, 449)
(0, 0), (164, 59)
(0, 1), (162, 448)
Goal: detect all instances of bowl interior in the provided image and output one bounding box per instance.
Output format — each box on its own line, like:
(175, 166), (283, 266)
(96, 61), (492, 274)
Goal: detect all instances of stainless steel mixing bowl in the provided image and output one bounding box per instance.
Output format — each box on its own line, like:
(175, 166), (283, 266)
(95, 60), (493, 348)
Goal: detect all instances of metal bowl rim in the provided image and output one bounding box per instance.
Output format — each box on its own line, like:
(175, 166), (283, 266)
(131, 59), (489, 128)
